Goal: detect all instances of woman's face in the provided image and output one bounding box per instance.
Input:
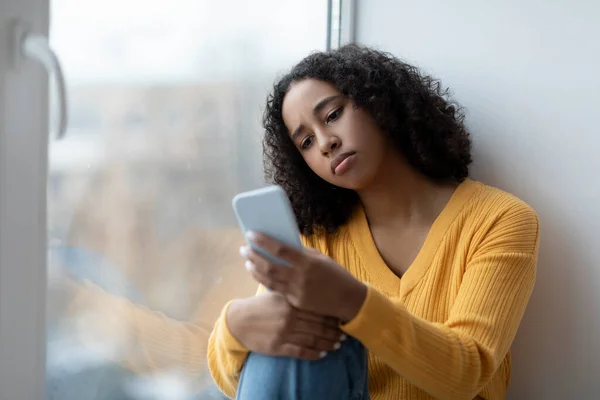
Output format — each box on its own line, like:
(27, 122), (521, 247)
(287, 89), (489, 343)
(282, 79), (390, 190)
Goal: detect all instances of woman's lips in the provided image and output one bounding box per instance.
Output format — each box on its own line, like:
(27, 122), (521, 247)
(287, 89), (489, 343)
(331, 152), (356, 175)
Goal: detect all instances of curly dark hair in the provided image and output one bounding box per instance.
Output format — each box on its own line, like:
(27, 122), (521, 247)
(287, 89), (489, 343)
(263, 44), (472, 235)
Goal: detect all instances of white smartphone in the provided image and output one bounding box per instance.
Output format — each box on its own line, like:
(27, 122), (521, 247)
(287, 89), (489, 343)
(232, 185), (303, 267)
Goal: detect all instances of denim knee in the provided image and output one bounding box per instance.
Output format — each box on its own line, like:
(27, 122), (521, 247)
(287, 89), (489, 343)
(237, 337), (369, 400)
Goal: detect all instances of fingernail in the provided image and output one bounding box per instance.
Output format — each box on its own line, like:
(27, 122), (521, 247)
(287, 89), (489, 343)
(239, 246), (250, 257)
(319, 351), (327, 359)
(245, 260), (254, 271)
(340, 334), (347, 341)
(246, 231), (257, 241)
(334, 342), (341, 350)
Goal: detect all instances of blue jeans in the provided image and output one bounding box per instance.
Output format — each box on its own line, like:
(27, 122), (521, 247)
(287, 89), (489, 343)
(237, 337), (370, 400)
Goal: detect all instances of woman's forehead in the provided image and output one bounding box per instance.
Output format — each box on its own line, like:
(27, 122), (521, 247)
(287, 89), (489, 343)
(287, 79), (339, 103)
(283, 80), (340, 120)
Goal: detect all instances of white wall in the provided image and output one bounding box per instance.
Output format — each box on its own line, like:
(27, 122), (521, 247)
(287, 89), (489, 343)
(356, 1), (599, 398)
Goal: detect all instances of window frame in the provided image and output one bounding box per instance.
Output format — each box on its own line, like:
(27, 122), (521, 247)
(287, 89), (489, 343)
(327, 0), (356, 50)
(0, 0), (50, 398)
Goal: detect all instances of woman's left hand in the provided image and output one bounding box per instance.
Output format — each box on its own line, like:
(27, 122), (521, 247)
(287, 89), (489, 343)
(240, 232), (367, 323)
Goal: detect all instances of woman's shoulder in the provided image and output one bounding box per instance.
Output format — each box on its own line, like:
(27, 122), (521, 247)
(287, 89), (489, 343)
(466, 179), (538, 221)
(462, 180), (540, 253)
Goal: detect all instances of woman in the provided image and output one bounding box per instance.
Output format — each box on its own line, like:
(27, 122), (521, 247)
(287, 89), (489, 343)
(207, 45), (539, 400)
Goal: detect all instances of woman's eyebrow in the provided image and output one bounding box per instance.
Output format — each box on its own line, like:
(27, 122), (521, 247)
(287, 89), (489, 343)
(312, 95), (341, 115)
(291, 125), (305, 141)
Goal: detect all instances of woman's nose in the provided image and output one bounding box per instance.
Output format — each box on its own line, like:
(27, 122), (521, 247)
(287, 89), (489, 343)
(319, 135), (341, 157)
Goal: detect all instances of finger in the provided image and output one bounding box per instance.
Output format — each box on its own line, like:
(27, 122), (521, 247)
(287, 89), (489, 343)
(285, 332), (341, 352)
(276, 343), (325, 361)
(292, 318), (344, 342)
(242, 247), (294, 283)
(241, 246), (294, 292)
(246, 231), (305, 265)
(304, 247), (321, 256)
(245, 260), (289, 292)
(294, 310), (340, 329)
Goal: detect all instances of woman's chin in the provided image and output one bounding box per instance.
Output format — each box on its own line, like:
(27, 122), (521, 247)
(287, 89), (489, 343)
(329, 176), (372, 192)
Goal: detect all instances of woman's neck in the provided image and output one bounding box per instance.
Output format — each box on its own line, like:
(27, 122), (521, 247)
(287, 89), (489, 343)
(357, 157), (457, 228)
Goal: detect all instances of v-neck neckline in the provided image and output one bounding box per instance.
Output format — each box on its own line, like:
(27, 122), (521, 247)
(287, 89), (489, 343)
(348, 179), (481, 296)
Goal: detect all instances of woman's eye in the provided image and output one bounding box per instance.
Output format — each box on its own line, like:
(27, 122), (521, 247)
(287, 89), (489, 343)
(301, 136), (314, 150)
(326, 107), (343, 124)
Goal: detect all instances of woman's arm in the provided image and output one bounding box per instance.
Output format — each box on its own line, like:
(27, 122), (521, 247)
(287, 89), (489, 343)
(344, 255), (536, 399)
(206, 286), (265, 398)
(340, 204), (539, 399)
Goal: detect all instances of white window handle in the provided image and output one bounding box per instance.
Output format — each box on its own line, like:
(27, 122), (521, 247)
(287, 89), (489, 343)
(12, 21), (69, 140)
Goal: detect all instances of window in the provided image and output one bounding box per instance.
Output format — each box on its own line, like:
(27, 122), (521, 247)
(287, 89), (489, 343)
(0, 0), (355, 397)
(46, 1), (328, 398)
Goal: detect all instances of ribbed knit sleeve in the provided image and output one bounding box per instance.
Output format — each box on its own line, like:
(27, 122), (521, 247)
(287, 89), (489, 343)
(341, 202), (539, 400)
(207, 300), (251, 398)
(207, 284), (268, 398)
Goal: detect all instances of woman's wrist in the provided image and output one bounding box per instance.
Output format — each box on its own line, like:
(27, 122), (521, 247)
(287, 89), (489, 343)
(338, 280), (368, 324)
(225, 298), (250, 346)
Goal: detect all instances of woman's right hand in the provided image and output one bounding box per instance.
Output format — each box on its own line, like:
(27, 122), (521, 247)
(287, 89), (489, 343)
(226, 291), (344, 360)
